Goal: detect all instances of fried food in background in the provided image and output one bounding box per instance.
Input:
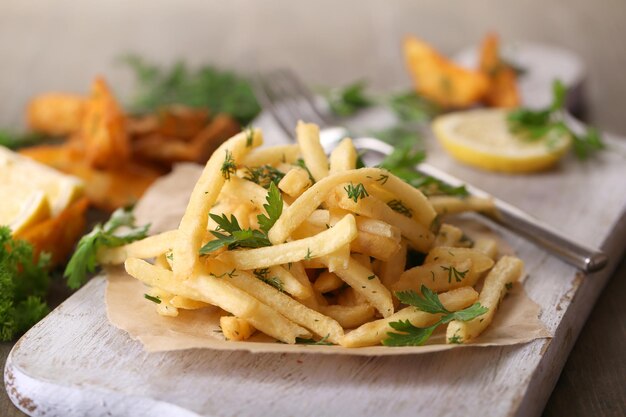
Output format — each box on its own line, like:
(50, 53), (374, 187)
(27, 93), (86, 136)
(478, 33), (521, 108)
(403, 34), (521, 109)
(403, 35), (489, 108)
(15, 198), (89, 266)
(21, 77), (242, 211)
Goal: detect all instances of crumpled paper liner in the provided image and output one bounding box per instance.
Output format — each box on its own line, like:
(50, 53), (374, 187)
(106, 163), (551, 355)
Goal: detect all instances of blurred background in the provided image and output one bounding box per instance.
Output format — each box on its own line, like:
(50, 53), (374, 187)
(1, 0), (625, 134)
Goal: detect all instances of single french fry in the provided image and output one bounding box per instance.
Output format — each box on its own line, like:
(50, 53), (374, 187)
(426, 246), (495, 273)
(207, 260), (344, 343)
(329, 138), (357, 174)
(125, 258), (310, 343)
(268, 168), (435, 245)
(393, 259), (476, 293)
(446, 256), (523, 343)
(434, 224), (464, 247)
(314, 270), (344, 293)
(278, 167), (312, 197)
(146, 287), (179, 317)
(154, 253), (171, 270)
(172, 128), (262, 279)
(355, 217), (401, 242)
(97, 230), (177, 265)
(169, 296), (210, 310)
(473, 237), (499, 260)
(429, 196), (496, 216)
(220, 316), (256, 341)
(321, 304), (376, 329)
(379, 240), (408, 288)
(241, 144), (300, 166)
(339, 286), (479, 347)
(218, 214), (357, 270)
(267, 265), (312, 300)
(323, 256), (394, 318)
(326, 244), (351, 272)
(351, 231), (401, 261)
(296, 121), (329, 182)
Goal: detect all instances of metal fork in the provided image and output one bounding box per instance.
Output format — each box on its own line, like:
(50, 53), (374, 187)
(254, 68), (608, 273)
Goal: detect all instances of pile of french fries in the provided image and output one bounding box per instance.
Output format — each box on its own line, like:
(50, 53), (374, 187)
(99, 121), (523, 347)
(20, 78), (240, 211)
(404, 33), (520, 109)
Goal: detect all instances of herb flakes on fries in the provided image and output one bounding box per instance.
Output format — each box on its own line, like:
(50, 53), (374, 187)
(105, 122), (525, 348)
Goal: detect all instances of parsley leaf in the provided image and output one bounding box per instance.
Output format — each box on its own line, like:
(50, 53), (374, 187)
(507, 79), (604, 160)
(120, 55), (261, 125)
(0, 226), (50, 341)
(243, 165), (285, 189)
(200, 183), (283, 254)
(257, 182), (283, 234)
(324, 81), (373, 117)
(383, 285), (488, 347)
(64, 208), (149, 289)
(388, 91), (441, 123)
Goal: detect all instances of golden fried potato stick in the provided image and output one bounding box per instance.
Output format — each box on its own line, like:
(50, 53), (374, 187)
(446, 256), (523, 343)
(321, 256), (394, 318)
(403, 35), (489, 108)
(27, 93), (86, 136)
(278, 167), (312, 197)
(429, 195), (496, 216)
(241, 144), (300, 166)
(393, 259), (477, 293)
(339, 286), (479, 347)
(97, 230), (178, 265)
(425, 247), (495, 273)
(320, 304), (376, 329)
(172, 128), (262, 280)
(329, 138), (357, 174)
(220, 316), (256, 341)
(125, 258), (311, 343)
(296, 121), (329, 182)
(434, 224), (465, 247)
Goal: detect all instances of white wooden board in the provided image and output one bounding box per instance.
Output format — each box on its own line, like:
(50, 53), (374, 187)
(4, 114), (626, 417)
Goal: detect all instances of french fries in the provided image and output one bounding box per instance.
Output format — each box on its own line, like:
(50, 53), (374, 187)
(119, 122), (524, 347)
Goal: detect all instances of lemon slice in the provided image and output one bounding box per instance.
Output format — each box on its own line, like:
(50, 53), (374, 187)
(432, 108), (571, 173)
(0, 188), (51, 234)
(0, 147), (84, 216)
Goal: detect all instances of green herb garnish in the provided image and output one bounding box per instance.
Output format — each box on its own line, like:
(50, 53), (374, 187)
(64, 208), (149, 289)
(324, 81), (373, 117)
(0, 227), (50, 341)
(253, 268), (284, 292)
(295, 334), (333, 345)
(387, 199), (412, 218)
(243, 165), (285, 189)
(383, 286), (488, 346)
(507, 80), (604, 160)
(200, 183), (283, 253)
(440, 265), (468, 283)
(121, 55), (261, 125)
(220, 150), (237, 180)
(344, 182), (369, 203)
(388, 91), (441, 123)
(144, 294), (161, 304)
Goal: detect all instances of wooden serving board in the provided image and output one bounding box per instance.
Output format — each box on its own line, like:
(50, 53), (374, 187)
(5, 113), (626, 417)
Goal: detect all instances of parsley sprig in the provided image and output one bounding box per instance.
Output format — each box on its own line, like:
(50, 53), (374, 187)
(507, 80), (604, 160)
(200, 182), (283, 254)
(344, 182), (369, 202)
(64, 208), (150, 289)
(0, 227), (50, 341)
(324, 81), (373, 117)
(383, 285), (487, 346)
(378, 139), (469, 197)
(243, 165), (285, 189)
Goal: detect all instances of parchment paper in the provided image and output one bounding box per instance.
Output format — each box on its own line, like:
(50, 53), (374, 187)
(106, 163), (551, 355)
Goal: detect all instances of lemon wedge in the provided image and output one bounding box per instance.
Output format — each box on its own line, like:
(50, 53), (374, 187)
(0, 147), (83, 216)
(0, 188), (51, 234)
(432, 108), (571, 173)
